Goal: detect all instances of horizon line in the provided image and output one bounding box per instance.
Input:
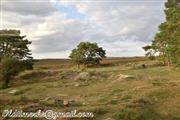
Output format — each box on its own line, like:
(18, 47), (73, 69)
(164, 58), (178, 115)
(33, 56), (146, 60)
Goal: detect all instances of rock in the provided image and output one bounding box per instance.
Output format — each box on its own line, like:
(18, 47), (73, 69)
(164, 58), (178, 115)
(105, 118), (115, 120)
(74, 72), (90, 81)
(112, 74), (135, 82)
(41, 95), (68, 106)
(117, 74), (134, 80)
(9, 89), (19, 94)
(133, 64), (147, 69)
(74, 83), (80, 87)
(63, 100), (69, 106)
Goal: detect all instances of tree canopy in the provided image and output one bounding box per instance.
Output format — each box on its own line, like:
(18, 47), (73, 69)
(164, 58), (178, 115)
(143, 0), (180, 66)
(0, 29), (32, 61)
(69, 42), (106, 67)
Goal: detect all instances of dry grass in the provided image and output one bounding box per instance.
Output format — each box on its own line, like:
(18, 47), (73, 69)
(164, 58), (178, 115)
(0, 58), (180, 120)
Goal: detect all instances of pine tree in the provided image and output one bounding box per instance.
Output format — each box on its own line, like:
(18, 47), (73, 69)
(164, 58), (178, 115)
(143, 0), (180, 67)
(0, 29), (32, 61)
(0, 29), (33, 89)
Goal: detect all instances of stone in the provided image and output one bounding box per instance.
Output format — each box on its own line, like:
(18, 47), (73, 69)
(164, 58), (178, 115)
(63, 100), (69, 106)
(117, 74), (134, 79)
(74, 72), (90, 81)
(74, 83), (80, 87)
(40, 95), (68, 106)
(105, 118), (115, 120)
(9, 89), (19, 94)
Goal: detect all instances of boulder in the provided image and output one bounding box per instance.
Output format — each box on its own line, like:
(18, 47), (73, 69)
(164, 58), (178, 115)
(117, 74), (134, 80)
(74, 72), (90, 81)
(9, 89), (19, 94)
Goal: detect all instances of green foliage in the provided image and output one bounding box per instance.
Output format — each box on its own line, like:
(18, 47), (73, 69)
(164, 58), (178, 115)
(0, 29), (33, 89)
(0, 58), (32, 89)
(0, 29), (32, 61)
(143, 0), (180, 66)
(69, 42), (106, 66)
(0, 58), (21, 88)
(142, 45), (156, 60)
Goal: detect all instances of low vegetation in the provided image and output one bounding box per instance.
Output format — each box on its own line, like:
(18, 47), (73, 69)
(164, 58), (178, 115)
(0, 1), (179, 120)
(0, 58), (180, 120)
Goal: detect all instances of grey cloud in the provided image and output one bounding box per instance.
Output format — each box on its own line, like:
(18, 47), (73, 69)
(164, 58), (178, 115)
(32, 20), (90, 53)
(3, 12), (45, 27)
(2, 0), (166, 58)
(2, 0), (57, 16)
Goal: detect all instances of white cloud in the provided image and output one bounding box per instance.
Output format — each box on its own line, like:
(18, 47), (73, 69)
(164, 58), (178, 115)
(1, 0), (166, 58)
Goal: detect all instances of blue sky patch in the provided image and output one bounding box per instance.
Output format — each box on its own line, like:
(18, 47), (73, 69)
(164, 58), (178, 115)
(55, 2), (86, 21)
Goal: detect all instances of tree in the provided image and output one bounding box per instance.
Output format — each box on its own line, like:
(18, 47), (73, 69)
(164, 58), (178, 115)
(0, 58), (29, 89)
(0, 29), (32, 61)
(142, 45), (156, 60)
(143, 0), (180, 66)
(69, 42), (106, 67)
(0, 29), (33, 89)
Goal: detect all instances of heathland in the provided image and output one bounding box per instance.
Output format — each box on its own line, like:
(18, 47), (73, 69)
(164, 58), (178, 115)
(0, 57), (180, 120)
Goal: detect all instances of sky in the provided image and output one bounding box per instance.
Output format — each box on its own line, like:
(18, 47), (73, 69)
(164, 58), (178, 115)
(0, 0), (166, 59)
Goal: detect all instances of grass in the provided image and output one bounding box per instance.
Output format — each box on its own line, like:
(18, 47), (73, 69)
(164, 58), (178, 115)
(0, 58), (180, 120)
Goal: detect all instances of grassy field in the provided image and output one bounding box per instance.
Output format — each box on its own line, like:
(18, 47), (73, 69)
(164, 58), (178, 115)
(0, 57), (180, 120)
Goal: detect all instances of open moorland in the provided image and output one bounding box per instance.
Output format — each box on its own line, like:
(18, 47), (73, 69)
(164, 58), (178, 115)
(0, 57), (180, 120)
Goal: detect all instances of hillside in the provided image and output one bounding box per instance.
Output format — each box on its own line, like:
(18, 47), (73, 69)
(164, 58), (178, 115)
(0, 58), (180, 120)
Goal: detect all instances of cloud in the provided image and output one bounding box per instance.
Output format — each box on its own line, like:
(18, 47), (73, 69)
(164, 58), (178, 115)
(73, 1), (165, 42)
(2, 0), (57, 16)
(1, 0), (166, 58)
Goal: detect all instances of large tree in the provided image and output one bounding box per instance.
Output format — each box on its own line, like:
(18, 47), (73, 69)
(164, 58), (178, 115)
(143, 0), (180, 66)
(0, 29), (32, 61)
(0, 29), (33, 89)
(69, 42), (106, 67)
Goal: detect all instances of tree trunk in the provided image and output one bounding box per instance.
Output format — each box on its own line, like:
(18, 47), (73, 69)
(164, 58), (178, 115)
(2, 79), (9, 89)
